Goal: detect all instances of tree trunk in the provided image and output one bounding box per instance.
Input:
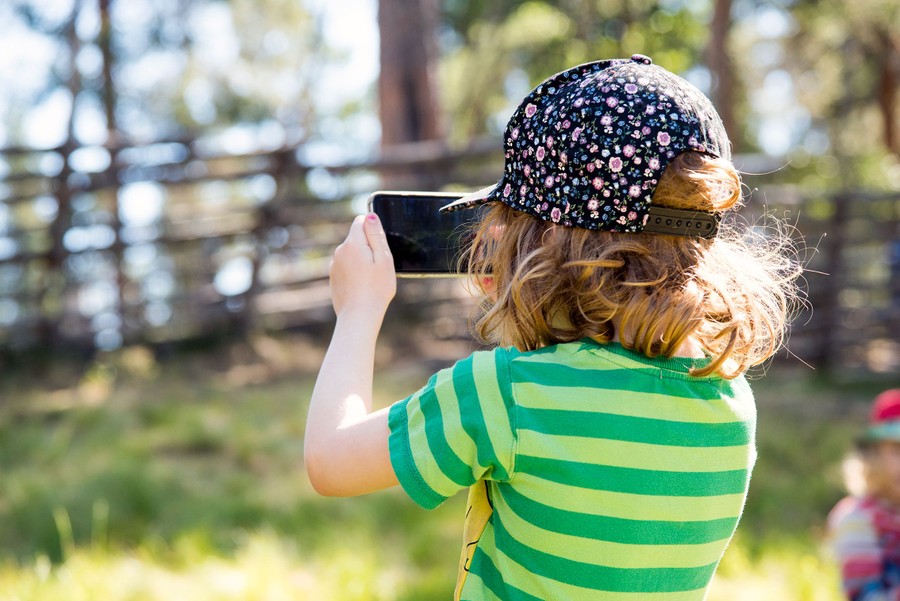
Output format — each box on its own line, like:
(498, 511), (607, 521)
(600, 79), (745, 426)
(99, 0), (129, 347)
(40, 0), (83, 351)
(876, 30), (899, 156)
(377, 0), (442, 188)
(706, 0), (737, 151)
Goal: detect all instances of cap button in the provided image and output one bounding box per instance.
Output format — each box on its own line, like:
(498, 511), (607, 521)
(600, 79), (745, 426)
(631, 54), (652, 65)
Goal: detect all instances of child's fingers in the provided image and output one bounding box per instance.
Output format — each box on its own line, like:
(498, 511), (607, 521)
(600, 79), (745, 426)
(329, 213), (396, 315)
(347, 214), (367, 244)
(362, 213), (393, 266)
(337, 215), (370, 256)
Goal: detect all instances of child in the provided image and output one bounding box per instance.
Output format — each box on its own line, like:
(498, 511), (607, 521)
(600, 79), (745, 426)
(829, 389), (900, 600)
(305, 55), (802, 600)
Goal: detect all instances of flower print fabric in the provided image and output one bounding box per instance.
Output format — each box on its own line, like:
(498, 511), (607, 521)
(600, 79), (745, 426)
(443, 55), (731, 234)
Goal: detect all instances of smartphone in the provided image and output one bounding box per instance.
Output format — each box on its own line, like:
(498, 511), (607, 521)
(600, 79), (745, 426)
(368, 191), (484, 277)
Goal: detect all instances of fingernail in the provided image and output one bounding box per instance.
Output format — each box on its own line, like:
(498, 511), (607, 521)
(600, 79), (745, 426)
(367, 213), (377, 221)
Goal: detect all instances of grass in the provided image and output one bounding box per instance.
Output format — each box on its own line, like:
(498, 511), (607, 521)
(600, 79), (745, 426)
(0, 336), (892, 600)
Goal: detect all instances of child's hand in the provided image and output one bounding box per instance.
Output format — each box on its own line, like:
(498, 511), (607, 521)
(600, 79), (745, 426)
(329, 213), (397, 318)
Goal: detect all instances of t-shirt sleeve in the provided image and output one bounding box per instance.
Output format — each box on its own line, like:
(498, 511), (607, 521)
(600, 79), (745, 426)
(387, 347), (517, 510)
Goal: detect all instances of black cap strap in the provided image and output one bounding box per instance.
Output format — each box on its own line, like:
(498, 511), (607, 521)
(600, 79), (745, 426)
(642, 206), (720, 238)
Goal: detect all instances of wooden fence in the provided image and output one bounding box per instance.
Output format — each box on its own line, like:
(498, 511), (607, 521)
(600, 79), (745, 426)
(0, 137), (897, 376)
(784, 188), (900, 374)
(0, 136), (499, 355)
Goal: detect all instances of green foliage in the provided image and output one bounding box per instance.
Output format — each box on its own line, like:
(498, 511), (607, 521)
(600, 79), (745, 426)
(437, 0), (900, 191)
(777, 0), (900, 187)
(711, 534), (843, 600)
(438, 0), (712, 143)
(3, 0), (325, 142)
(0, 345), (459, 599)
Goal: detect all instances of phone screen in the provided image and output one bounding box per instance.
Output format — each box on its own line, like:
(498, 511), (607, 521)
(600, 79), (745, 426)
(368, 191), (485, 276)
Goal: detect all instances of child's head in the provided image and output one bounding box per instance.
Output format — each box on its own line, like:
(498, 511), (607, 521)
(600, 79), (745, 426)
(443, 55), (731, 233)
(448, 56), (802, 377)
(848, 390), (900, 503)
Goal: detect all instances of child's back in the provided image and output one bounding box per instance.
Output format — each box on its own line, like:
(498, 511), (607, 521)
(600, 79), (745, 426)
(391, 340), (756, 599)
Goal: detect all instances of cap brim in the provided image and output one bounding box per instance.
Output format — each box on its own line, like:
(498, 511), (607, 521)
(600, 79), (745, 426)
(439, 185), (498, 213)
(864, 422), (900, 443)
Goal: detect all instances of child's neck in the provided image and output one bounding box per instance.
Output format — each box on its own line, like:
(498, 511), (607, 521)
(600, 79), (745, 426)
(611, 321), (707, 359)
(671, 337), (708, 359)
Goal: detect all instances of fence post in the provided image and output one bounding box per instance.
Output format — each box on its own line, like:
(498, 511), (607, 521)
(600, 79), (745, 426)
(40, 144), (74, 350)
(99, 0), (127, 348)
(815, 192), (850, 372)
(39, 1), (84, 351)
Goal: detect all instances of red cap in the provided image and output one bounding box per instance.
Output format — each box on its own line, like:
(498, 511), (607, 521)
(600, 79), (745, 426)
(870, 389), (900, 424)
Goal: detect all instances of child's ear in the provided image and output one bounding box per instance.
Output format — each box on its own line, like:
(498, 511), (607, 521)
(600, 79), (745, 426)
(480, 276), (497, 298)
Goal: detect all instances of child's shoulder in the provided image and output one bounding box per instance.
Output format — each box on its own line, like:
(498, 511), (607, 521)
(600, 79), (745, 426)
(491, 339), (618, 372)
(459, 340), (606, 387)
(828, 495), (880, 531)
(501, 339), (730, 381)
(499, 338), (592, 359)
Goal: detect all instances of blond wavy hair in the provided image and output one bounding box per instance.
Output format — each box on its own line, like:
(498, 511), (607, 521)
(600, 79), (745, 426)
(462, 152), (804, 379)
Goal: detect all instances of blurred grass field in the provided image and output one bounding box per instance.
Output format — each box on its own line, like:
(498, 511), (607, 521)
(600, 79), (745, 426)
(0, 335), (892, 600)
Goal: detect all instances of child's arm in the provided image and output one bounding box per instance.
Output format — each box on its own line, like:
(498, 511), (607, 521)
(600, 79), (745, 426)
(304, 213), (400, 497)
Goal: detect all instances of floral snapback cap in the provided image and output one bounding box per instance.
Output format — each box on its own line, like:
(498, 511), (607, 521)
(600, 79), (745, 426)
(441, 55), (731, 237)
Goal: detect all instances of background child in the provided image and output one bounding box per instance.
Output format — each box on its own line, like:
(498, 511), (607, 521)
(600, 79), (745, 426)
(829, 389), (900, 600)
(305, 55), (803, 600)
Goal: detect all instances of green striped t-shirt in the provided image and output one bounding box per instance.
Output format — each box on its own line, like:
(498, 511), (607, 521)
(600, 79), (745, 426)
(387, 339), (756, 600)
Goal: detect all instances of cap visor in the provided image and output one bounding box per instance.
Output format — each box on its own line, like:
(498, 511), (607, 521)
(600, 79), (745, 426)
(439, 185), (497, 213)
(865, 422), (900, 442)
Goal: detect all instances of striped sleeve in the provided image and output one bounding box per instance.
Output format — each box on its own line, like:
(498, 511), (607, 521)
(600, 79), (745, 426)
(388, 348), (517, 510)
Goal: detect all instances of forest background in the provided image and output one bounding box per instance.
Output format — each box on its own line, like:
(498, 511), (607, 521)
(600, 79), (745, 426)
(0, 0), (899, 599)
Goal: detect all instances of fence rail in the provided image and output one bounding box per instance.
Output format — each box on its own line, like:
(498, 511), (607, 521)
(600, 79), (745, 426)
(0, 137), (897, 376)
(0, 136), (502, 356)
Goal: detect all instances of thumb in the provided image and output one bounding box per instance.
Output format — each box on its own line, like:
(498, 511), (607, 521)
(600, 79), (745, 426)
(363, 213), (393, 265)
